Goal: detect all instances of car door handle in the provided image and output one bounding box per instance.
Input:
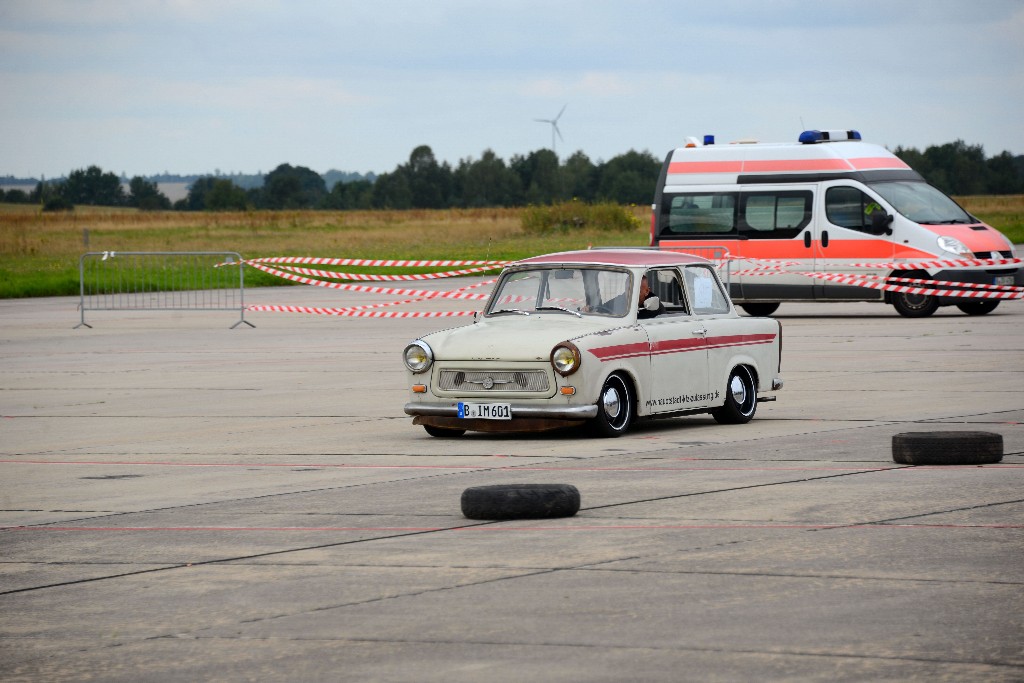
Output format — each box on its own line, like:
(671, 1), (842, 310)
(692, 328), (707, 336)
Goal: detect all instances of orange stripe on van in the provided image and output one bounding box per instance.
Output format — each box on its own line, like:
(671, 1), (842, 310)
(667, 156), (910, 176)
(668, 161), (744, 174)
(848, 157), (910, 170)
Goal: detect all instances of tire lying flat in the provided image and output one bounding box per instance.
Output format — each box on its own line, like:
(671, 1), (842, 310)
(461, 484), (581, 520)
(892, 431), (1003, 466)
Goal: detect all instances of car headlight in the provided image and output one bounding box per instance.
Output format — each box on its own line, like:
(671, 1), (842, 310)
(551, 342), (581, 377)
(403, 340), (433, 373)
(937, 235), (971, 257)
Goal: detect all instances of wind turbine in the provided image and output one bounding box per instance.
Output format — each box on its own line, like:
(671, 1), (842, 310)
(534, 104), (566, 155)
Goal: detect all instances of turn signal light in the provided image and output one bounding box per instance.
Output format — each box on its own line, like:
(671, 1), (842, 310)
(560, 386), (576, 396)
(412, 384), (427, 393)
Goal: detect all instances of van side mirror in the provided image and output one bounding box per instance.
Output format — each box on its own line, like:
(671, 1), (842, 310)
(870, 210), (894, 235)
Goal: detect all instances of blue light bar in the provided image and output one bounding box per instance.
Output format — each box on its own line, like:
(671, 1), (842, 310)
(703, 135), (715, 145)
(799, 129), (863, 144)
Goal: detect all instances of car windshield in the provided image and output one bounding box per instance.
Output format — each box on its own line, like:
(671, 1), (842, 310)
(868, 181), (974, 224)
(487, 267), (632, 317)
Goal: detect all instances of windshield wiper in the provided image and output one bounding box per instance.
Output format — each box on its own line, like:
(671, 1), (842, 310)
(536, 305), (582, 317)
(491, 308), (530, 316)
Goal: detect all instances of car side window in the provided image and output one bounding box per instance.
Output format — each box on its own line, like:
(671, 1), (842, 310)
(648, 268), (688, 315)
(684, 265), (730, 315)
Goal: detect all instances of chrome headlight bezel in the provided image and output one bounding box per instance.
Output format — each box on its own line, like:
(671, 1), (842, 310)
(403, 340), (434, 373)
(551, 342), (582, 377)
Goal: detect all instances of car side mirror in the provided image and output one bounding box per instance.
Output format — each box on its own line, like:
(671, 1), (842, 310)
(643, 296), (661, 312)
(870, 210), (894, 235)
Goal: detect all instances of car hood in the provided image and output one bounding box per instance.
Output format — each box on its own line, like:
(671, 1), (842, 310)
(420, 314), (626, 362)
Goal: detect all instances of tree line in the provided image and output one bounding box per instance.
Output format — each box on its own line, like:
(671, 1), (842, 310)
(3, 140), (1022, 212)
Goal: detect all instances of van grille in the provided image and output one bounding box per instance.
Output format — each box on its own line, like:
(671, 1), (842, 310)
(438, 369), (550, 393)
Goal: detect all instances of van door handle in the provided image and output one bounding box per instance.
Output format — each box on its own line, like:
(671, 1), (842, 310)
(821, 230), (829, 248)
(803, 231), (811, 248)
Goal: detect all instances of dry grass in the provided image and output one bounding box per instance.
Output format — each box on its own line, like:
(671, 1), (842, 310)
(0, 206), (650, 298)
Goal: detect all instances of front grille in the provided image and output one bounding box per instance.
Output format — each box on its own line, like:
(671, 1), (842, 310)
(438, 369), (550, 393)
(973, 250), (1014, 260)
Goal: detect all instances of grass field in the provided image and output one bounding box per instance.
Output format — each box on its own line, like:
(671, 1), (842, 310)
(1, 197), (1022, 299)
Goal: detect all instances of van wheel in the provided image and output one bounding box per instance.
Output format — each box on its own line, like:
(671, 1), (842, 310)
(740, 303), (780, 317)
(588, 374), (633, 437)
(711, 367), (757, 424)
(956, 300), (1000, 315)
(891, 292), (939, 318)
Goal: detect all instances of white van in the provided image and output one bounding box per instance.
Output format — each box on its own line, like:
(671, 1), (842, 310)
(650, 129), (1022, 317)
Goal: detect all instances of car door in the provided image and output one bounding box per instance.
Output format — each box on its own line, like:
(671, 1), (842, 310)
(641, 267), (712, 414)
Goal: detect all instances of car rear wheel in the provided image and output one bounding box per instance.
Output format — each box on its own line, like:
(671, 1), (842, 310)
(589, 374), (633, 437)
(711, 366), (757, 424)
(740, 302), (780, 317)
(956, 300), (1000, 315)
(423, 425), (466, 438)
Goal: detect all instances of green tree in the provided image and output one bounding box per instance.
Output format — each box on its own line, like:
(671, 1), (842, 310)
(403, 145), (451, 209)
(562, 151), (598, 202)
(205, 179), (249, 210)
(262, 164), (327, 209)
(454, 150), (523, 207)
(183, 177), (218, 211)
(61, 166), (126, 206)
(371, 171), (413, 209)
(127, 176), (171, 210)
(597, 150), (660, 204)
(512, 149), (561, 204)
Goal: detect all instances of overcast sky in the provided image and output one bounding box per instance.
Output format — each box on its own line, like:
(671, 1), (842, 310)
(2, 0), (1022, 179)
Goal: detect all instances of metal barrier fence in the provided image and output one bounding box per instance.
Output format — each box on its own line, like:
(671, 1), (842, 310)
(76, 251), (253, 328)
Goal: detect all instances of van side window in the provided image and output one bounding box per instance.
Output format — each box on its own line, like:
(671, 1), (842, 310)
(740, 191), (812, 239)
(662, 193), (737, 236)
(683, 265), (730, 315)
(826, 187), (878, 232)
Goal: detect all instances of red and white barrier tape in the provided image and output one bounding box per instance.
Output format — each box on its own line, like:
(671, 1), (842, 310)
(244, 256), (499, 316)
(801, 271), (1024, 299)
(246, 256), (508, 268)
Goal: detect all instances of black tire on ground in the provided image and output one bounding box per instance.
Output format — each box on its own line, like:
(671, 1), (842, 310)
(424, 425), (466, 437)
(588, 374), (633, 437)
(891, 292), (940, 317)
(956, 300), (1000, 316)
(740, 302), (780, 317)
(711, 366), (757, 424)
(892, 431), (1003, 466)
(461, 484), (581, 520)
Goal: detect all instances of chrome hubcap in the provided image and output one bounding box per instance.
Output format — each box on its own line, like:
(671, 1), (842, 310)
(729, 375), (747, 405)
(602, 386), (622, 419)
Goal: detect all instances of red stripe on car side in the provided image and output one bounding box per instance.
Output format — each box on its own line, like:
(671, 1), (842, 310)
(588, 334), (776, 361)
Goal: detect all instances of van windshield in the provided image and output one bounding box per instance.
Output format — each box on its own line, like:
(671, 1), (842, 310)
(868, 181), (974, 224)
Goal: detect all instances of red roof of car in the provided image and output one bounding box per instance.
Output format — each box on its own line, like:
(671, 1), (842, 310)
(516, 249), (711, 268)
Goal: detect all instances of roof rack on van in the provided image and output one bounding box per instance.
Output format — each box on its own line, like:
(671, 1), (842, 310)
(799, 129), (862, 144)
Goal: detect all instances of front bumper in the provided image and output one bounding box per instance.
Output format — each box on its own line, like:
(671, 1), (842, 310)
(406, 402), (598, 434)
(404, 402), (599, 420)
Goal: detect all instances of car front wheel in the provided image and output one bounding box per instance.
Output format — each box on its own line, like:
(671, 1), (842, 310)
(589, 374), (633, 437)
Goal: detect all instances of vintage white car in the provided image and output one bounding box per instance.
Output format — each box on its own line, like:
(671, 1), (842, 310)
(402, 249), (783, 437)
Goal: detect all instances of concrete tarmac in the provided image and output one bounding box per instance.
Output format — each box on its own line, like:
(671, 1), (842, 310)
(1, 284), (1022, 682)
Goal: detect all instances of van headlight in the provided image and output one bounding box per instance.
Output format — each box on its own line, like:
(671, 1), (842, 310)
(937, 236), (971, 257)
(551, 342), (581, 376)
(403, 341), (433, 373)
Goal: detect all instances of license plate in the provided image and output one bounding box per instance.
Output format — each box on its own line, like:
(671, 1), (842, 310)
(458, 402), (512, 420)
(995, 275), (1014, 286)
